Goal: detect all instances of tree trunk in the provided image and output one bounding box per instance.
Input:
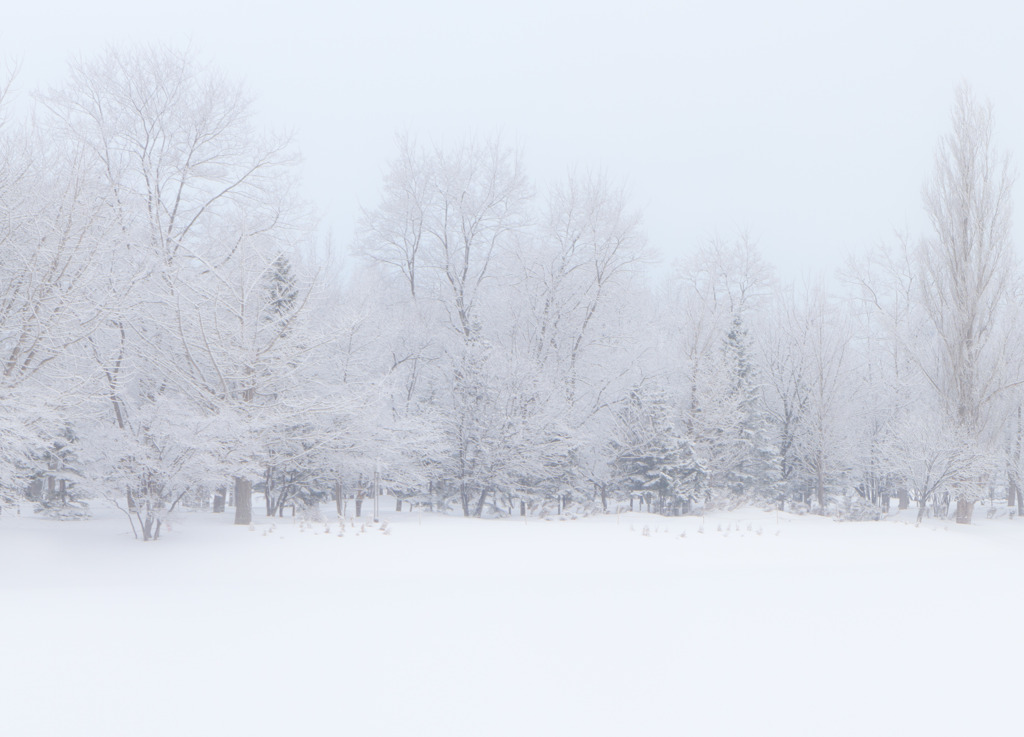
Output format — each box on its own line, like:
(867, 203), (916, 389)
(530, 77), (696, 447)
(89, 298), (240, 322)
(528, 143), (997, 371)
(141, 514), (154, 541)
(264, 466), (275, 517)
(816, 461), (825, 513)
(473, 486), (488, 518)
(234, 477), (252, 525)
(213, 486), (226, 513)
(26, 477), (42, 502)
(520, 500), (527, 517)
(372, 472), (380, 523)
(898, 487), (909, 510)
(395, 498), (402, 512)
(140, 515), (162, 541)
(955, 498), (974, 525)
(334, 480), (343, 516)
(355, 499), (362, 517)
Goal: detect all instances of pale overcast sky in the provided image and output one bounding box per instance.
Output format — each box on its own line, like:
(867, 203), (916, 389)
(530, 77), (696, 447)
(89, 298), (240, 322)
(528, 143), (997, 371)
(7, 0), (1024, 280)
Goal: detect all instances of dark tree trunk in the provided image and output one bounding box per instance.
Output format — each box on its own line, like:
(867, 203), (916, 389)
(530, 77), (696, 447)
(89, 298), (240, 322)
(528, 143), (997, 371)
(816, 462), (825, 513)
(395, 498), (402, 512)
(142, 516), (161, 541)
(334, 480), (343, 516)
(1015, 403), (1024, 516)
(29, 477), (43, 501)
(955, 498), (974, 525)
(355, 499), (362, 517)
(234, 477), (252, 525)
(141, 514), (155, 541)
(473, 487), (488, 518)
(520, 500), (527, 517)
(264, 466), (276, 517)
(213, 486), (226, 513)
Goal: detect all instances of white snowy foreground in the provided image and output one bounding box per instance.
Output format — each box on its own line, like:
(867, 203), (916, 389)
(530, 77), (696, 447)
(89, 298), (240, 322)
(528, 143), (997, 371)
(2, 504), (1022, 736)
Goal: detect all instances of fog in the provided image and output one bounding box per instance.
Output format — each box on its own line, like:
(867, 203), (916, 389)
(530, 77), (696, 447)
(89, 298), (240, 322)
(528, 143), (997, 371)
(7, 0), (1024, 275)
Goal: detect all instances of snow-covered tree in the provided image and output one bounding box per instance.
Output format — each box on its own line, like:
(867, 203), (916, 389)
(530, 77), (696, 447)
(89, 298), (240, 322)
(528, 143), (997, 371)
(39, 45), (305, 537)
(612, 383), (699, 515)
(918, 84), (1017, 524)
(720, 313), (779, 501)
(0, 87), (111, 508)
(662, 237), (777, 506)
(789, 286), (857, 513)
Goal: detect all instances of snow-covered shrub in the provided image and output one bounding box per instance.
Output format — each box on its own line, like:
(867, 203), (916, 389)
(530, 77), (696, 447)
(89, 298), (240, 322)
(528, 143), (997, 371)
(833, 490), (883, 521)
(33, 500), (91, 521)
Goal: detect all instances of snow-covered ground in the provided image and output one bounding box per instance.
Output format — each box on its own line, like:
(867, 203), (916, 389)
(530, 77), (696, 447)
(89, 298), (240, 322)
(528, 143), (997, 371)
(2, 502), (1022, 736)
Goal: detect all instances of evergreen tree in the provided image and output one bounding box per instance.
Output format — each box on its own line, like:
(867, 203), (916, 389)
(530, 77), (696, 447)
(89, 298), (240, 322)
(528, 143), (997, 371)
(613, 385), (701, 515)
(263, 254), (299, 324)
(721, 313), (779, 502)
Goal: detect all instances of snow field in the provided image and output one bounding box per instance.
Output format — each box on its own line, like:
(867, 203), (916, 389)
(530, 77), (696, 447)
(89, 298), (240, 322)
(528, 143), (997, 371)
(2, 506), (1023, 736)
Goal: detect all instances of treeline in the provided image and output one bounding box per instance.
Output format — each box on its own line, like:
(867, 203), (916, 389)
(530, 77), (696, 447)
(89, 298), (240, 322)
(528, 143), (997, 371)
(0, 47), (1019, 537)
